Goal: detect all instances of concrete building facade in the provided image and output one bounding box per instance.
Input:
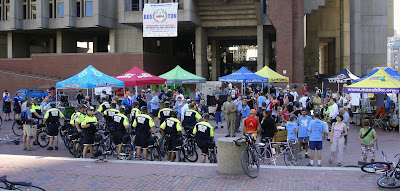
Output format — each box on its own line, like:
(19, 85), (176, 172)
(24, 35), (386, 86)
(0, 0), (394, 93)
(389, 40), (400, 72)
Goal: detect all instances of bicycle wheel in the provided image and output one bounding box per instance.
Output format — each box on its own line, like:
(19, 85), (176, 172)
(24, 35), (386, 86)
(37, 130), (49, 147)
(121, 144), (134, 160)
(208, 149), (217, 163)
(184, 144), (198, 162)
(177, 149), (185, 162)
(0, 116), (2, 126)
(260, 147), (273, 165)
(12, 121), (23, 136)
(73, 141), (83, 158)
(361, 162), (391, 173)
(377, 175), (400, 189)
(241, 147), (260, 178)
(150, 146), (162, 161)
(160, 138), (168, 157)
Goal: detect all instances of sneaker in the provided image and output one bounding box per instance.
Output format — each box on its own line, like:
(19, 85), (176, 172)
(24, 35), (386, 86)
(305, 154), (310, 159)
(23, 147), (27, 150)
(33, 141), (39, 146)
(47, 147), (53, 150)
(337, 163), (342, 166)
(221, 126), (224, 129)
(307, 163), (313, 166)
(26, 147), (35, 151)
(232, 135), (236, 137)
(329, 159), (333, 163)
(344, 145), (347, 149)
(318, 164), (322, 167)
(225, 135), (231, 137)
(55, 146), (58, 150)
(215, 127), (219, 129)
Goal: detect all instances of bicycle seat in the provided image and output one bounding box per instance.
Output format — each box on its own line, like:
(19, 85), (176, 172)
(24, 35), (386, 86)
(258, 142), (266, 147)
(0, 175), (6, 182)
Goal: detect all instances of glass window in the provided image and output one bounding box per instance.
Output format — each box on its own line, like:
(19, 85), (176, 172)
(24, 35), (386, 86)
(77, 2), (81, 17)
(6, 5), (9, 20)
(394, 49), (399, 53)
(57, 2), (64, 18)
(27, 90), (34, 94)
(395, 66), (398, 69)
(395, 54), (398, 58)
(85, 1), (93, 17)
(23, 5), (27, 19)
(395, 60), (398, 64)
(31, 4), (37, 19)
(0, 5), (2, 21)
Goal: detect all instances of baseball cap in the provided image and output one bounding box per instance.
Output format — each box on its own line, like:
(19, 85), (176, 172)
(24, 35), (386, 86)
(290, 114), (297, 120)
(250, 109), (256, 114)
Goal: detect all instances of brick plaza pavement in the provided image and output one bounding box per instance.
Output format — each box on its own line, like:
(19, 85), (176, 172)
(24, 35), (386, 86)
(0, 154), (387, 191)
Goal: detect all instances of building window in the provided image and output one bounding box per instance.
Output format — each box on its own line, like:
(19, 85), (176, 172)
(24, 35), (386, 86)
(31, 4), (37, 19)
(395, 60), (398, 64)
(85, 1), (93, 17)
(57, 2), (64, 18)
(395, 65), (398, 69)
(5, 0), (10, 20)
(395, 54), (398, 58)
(394, 49), (399, 53)
(77, 2), (81, 17)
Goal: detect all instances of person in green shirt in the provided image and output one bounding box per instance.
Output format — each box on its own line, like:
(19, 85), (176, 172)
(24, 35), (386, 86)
(43, 102), (66, 150)
(359, 119), (378, 163)
(192, 113), (214, 163)
(81, 106), (98, 158)
(112, 106), (130, 158)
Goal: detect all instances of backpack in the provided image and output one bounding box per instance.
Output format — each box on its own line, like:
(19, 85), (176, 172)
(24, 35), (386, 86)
(21, 109), (29, 124)
(306, 97), (313, 110)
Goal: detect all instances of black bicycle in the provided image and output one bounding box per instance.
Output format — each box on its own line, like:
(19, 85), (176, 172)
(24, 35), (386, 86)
(12, 120), (23, 136)
(36, 124), (49, 148)
(234, 132), (261, 178)
(377, 154), (400, 189)
(177, 134), (198, 162)
(0, 175), (45, 190)
(208, 144), (217, 163)
(149, 136), (162, 161)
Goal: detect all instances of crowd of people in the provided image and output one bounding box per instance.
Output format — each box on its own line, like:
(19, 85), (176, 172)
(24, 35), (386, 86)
(1, 83), (382, 165)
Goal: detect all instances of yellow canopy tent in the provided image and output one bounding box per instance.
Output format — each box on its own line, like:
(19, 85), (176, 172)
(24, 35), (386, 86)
(255, 66), (289, 83)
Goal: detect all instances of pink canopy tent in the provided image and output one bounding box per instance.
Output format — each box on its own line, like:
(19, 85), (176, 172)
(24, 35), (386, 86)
(115, 66), (166, 86)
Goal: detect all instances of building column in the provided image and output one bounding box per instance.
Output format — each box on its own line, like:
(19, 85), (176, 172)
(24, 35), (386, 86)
(195, 27), (208, 78)
(7, 32), (12, 58)
(92, 37), (98, 53)
(211, 39), (220, 81)
(350, 0), (361, 76)
(257, 25), (264, 71)
(49, 38), (55, 53)
(264, 35), (270, 68)
(341, 0), (350, 70)
(56, 31), (62, 53)
(109, 29), (116, 53)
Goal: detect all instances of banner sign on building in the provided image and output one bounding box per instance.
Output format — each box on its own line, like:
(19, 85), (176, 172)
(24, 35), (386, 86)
(143, 3), (178, 37)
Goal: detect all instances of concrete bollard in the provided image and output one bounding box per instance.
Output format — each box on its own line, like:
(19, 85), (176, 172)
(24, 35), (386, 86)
(217, 137), (246, 174)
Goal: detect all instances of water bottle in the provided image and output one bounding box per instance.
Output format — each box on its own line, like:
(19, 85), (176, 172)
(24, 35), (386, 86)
(271, 148), (276, 155)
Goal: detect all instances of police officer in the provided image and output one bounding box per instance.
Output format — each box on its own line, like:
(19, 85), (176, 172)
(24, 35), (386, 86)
(132, 106), (158, 160)
(112, 106), (130, 158)
(192, 113), (215, 163)
(160, 110), (183, 162)
(130, 101), (141, 122)
(158, 101), (173, 124)
(94, 98), (110, 115)
(74, 104), (87, 133)
(43, 102), (66, 150)
(182, 103), (202, 134)
(31, 98), (43, 146)
(81, 106), (98, 158)
(103, 102), (119, 129)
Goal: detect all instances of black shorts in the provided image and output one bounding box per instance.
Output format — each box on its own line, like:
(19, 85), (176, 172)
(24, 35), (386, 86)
(166, 136), (182, 152)
(309, 141), (323, 150)
(197, 139), (212, 155)
(151, 109), (159, 117)
(13, 107), (21, 114)
(82, 133), (95, 145)
(47, 123), (59, 136)
(135, 132), (151, 148)
(112, 131), (124, 145)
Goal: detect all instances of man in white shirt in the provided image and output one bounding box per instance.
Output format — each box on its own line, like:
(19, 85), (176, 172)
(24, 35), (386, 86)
(234, 95), (243, 132)
(290, 89), (299, 101)
(329, 98), (339, 122)
(299, 93), (309, 108)
(181, 99), (190, 121)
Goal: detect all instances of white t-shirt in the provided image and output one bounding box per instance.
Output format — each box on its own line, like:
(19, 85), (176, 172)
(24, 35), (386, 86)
(175, 94), (184, 101)
(299, 96), (308, 108)
(290, 91), (299, 101)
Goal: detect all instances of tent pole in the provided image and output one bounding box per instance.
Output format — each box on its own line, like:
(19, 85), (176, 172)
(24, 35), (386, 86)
(322, 82), (324, 93)
(135, 86), (138, 96)
(55, 88), (58, 106)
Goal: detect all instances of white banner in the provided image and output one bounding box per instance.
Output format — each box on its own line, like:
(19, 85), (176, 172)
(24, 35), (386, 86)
(143, 3), (178, 37)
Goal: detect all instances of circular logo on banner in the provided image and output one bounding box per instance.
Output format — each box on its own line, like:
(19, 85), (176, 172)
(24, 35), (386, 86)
(91, 69), (102, 77)
(153, 9), (167, 23)
(79, 69), (88, 77)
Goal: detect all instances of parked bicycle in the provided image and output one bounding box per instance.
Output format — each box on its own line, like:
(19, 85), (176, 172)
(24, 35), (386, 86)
(208, 143), (217, 163)
(0, 175), (45, 190)
(233, 132), (261, 178)
(177, 134), (198, 162)
(377, 153), (400, 189)
(360, 151), (391, 174)
(12, 120), (23, 136)
(259, 138), (302, 166)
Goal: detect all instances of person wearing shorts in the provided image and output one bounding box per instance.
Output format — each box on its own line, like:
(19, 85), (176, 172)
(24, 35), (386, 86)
(21, 102), (35, 151)
(112, 106), (130, 158)
(297, 108), (312, 158)
(133, 106), (158, 160)
(81, 106), (98, 158)
(43, 102), (66, 151)
(307, 111), (328, 167)
(359, 120), (377, 163)
(192, 114), (214, 163)
(160, 110), (183, 162)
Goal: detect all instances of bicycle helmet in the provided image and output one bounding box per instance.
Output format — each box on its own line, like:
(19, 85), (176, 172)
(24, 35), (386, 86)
(170, 110), (178, 117)
(50, 102), (56, 108)
(111, 102), (117, 108)
(119, 105), (126, 112)
(140, 106), (147, 112)
(132, 101), (139, 107)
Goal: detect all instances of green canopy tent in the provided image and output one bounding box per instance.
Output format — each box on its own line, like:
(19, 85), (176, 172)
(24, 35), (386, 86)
(159, 65), (206, 84)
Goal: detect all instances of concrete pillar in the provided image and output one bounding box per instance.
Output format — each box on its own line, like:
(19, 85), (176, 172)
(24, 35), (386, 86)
(264, 35), (270, 68)
(109, 29), (116, 53)
(56, 31), (62, 53)
(114, 26), (143, 52)
(350, 0), (362, 76)
(7, 32), (12, 58)
(93, 37), (98, 53)
(10, 0), (22, 29)
(195, 27), (208, 78)
(257, 25), (264, 71)
(341, 0), (350, 70)
(211, 39), (220, 81)
(49, 38), (55, 53)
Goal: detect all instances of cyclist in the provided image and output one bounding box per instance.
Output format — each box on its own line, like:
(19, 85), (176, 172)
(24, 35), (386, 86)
(192, 113), (214, 163)
(160, 110), (183, 162)
(130, 101), (141, 122)
(21, 102), (35, 151)
(81, 106), (98, 158)
(42, 102), (66, 150)
(94, 98), (110, 115)
(112, 106), (130, 158)
(243, 109), (260, 137)
(31, 98), (43, 146)
(103, 102), (120, 129)
(132, 106), (158, 160)
(182, 104), (202, 134)
(158, 101), (173, 124)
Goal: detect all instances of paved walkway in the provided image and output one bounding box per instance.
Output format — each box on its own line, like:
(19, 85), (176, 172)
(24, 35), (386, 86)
(0, 154), (384, 191)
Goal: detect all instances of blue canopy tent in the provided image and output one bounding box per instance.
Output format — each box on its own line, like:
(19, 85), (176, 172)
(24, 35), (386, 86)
(56, 65), (124, 103)
(354, 67), (400, 83)
(218, 66), (268, 94)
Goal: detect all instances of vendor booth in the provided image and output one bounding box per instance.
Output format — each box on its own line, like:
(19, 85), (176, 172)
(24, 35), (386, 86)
(159, 65), (206, 84)
(322, 68), (359, 92)
(255, 66), (289, 83)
